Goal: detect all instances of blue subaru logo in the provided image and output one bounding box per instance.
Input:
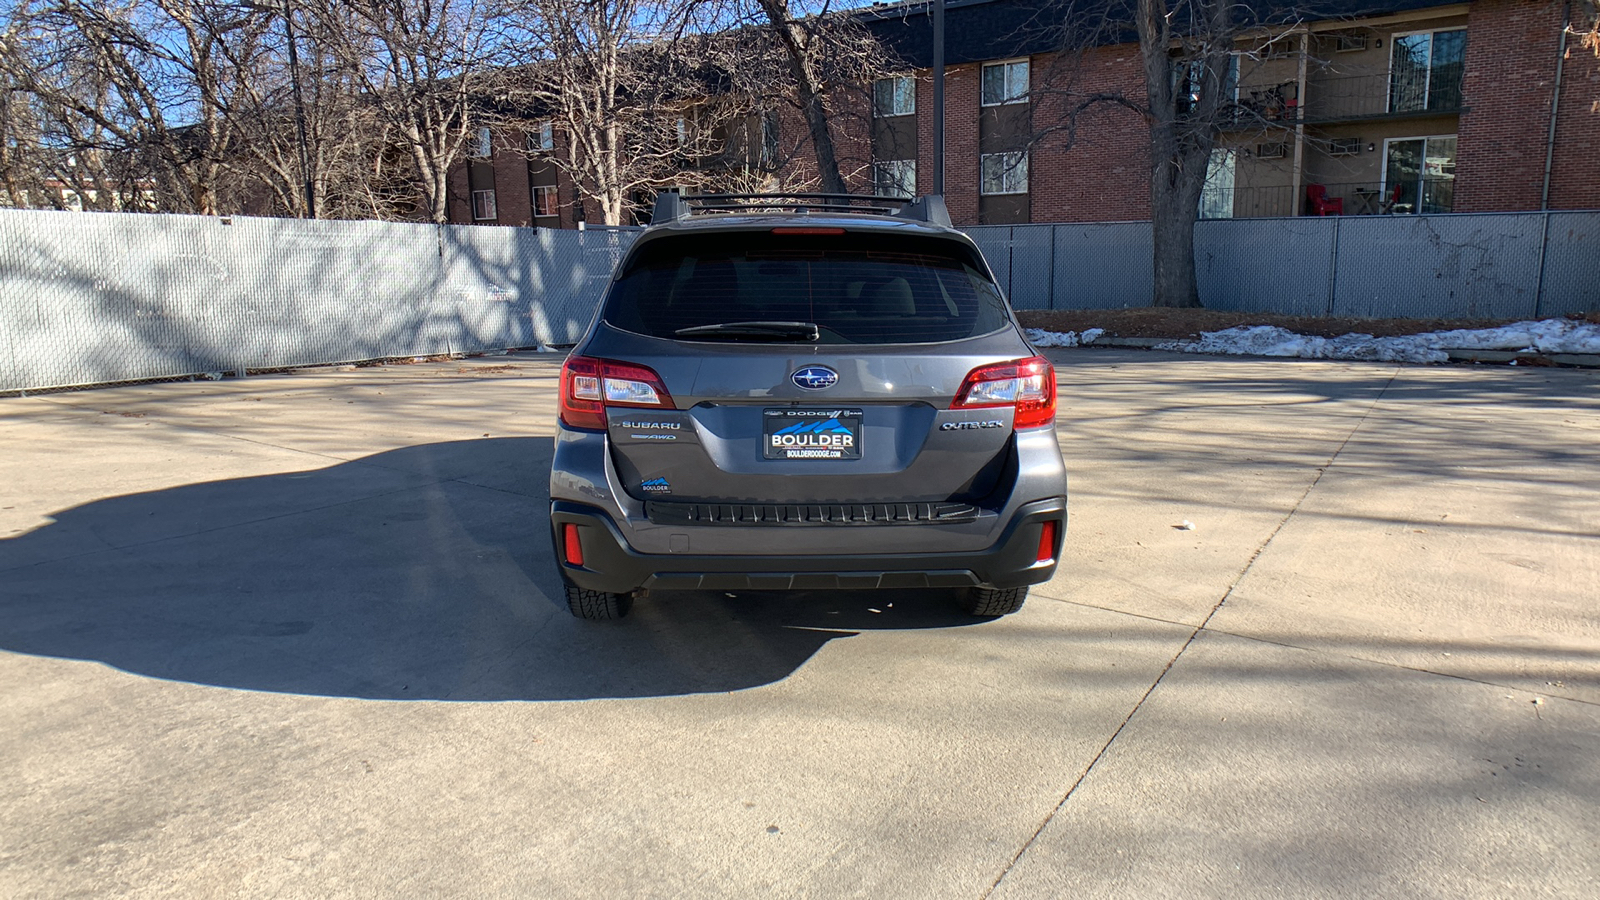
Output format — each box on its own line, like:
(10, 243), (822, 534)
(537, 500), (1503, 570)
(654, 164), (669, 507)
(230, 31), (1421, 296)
(792, 366), (838, 391)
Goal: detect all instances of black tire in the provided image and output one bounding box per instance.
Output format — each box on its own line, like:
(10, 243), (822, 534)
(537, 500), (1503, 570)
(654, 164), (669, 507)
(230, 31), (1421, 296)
(959, 585), (1028, 617)
(564, 583), (634, 620)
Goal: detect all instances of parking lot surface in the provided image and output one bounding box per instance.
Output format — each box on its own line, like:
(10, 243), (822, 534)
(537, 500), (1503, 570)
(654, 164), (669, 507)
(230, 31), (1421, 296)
(2, 350), (1597, 898)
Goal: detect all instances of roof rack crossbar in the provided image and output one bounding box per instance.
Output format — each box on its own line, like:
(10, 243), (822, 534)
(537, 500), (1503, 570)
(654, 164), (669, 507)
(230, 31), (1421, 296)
(649, 191), (949, 227)
(690, 202), (902, 214)
(686, 192), (912, 204)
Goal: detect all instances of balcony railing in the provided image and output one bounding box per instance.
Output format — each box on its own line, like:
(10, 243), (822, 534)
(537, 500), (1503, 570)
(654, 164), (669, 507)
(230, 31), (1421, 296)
(1217, 81), (1300, 132)
(1199, 179), (1456, 219)
(1302, 69), (1464, 123)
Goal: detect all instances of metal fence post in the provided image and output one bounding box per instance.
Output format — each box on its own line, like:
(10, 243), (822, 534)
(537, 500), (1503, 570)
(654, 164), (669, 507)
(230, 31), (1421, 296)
(1325, 215), (1342, 316)
(1047, 224), (1058, 310)
(1532, 209), (1551, 319)
(1007, 227), (1016, 302)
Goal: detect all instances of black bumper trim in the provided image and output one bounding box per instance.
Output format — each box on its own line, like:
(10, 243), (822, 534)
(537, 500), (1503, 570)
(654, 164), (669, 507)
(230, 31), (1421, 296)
(551, 497), (1066, 595)
(644, 500), (981, 527)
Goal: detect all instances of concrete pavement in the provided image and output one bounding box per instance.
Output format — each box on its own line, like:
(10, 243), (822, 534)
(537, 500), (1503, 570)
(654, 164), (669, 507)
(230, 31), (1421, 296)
(2, 350), (1596, 897)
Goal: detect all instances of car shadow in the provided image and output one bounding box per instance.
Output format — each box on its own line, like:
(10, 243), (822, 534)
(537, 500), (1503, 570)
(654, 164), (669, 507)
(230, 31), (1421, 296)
(0, 438), (981, 702)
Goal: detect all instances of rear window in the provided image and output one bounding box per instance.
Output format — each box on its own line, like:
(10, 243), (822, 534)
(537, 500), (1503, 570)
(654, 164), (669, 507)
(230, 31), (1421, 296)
(602, 232), (1012, 345)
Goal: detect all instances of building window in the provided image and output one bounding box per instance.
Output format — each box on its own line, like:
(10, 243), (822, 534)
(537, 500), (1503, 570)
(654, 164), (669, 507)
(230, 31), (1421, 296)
(676, 116), (689, 147)
(981, 60), (1029, 106)
(873, 159), (916, 198)
(473, 126), (492, 159)
(532, 184), (558, 218)
(472, 189), (497, 220)
(874, 76), (915, 117)
(1383, 135), (1456, 214)
(1199, 149), (1235, 220)
(980, 152), (1028, 195)
(1389, 29), (1466, 114)
(528, 121), (553, 152)
(1330, 29), (1369, 53)
(1174, 53), (1240, 115)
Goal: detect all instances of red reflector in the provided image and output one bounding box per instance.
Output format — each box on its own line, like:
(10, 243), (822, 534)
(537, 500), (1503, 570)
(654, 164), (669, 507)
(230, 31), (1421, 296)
(562, 523), (584, 566)
(770, 227), (845, 235)
(1036, 520), (1058, 564)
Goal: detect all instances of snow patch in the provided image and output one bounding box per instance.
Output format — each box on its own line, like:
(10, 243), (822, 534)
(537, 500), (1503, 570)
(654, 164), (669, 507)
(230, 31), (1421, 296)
(1154, 326), (1454, 363)
(1028, 318), (1600, 364)
(1026, 327), (1104, 348)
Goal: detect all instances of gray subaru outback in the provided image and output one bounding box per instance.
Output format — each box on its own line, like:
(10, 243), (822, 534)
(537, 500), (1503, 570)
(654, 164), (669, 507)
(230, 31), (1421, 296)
(549, 193), (1066, 620)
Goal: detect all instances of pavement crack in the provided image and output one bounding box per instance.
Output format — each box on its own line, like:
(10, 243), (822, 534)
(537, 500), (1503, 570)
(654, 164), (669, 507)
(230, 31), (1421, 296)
(981, 365), (1403, 899)
(1047, 596), (1600, 709)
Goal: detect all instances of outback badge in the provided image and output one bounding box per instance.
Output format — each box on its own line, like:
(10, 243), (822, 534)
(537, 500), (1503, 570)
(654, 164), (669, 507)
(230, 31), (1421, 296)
(792, 365), (839, 391)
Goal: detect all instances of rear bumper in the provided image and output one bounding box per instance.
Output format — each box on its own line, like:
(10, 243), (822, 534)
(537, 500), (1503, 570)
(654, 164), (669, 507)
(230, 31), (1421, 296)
(550, 497), (1066, 594)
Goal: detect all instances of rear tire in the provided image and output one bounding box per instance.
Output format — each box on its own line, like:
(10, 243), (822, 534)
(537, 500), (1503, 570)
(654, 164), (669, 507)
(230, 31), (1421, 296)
(960, 585), (1027, 617)
(564, 583), (634, 620)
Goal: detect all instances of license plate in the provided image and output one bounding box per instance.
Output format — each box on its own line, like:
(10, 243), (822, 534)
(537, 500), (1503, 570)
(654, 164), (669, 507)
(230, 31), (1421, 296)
(763, 408), (864, 460)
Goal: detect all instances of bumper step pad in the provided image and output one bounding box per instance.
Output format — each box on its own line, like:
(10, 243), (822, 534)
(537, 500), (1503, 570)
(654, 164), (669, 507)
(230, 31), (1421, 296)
(645, 501), (980, 527)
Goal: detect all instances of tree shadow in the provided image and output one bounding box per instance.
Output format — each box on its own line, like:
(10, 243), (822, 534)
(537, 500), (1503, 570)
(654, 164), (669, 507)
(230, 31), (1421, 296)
(1047, 349), (1600, 497)
(0, 438), (979, 702)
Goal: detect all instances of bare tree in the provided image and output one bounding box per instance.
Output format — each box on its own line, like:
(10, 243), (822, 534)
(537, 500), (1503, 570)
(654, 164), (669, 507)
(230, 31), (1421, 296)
(1027, 1), (1306, 308)
(504, 0), (853, 225)
(0, 4), (50, 208)
(501, 0), (708, 226)
(0, 0), (237, 213)
(750, 0), (846, 192)
(718, 0), (888, 195)
(202, 2), (405, 220)
(1, 0), (399, 218)
(1135, 0), (1237, 308)
(311, 0), (508, 223)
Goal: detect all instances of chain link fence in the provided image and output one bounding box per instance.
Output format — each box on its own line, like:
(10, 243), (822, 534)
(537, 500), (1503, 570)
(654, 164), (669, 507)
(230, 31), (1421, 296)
(965, 211), (1599, 319)
(4, 208), (1596, 392)
(0, 209), (636, 392)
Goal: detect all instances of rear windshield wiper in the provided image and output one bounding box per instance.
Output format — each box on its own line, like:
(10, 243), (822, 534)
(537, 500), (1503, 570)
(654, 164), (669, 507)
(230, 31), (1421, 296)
(673, 321), (820, 342)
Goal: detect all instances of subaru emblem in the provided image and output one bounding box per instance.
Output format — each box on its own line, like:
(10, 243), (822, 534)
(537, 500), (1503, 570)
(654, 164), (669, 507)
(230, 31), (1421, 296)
(792, 366), (838, 391)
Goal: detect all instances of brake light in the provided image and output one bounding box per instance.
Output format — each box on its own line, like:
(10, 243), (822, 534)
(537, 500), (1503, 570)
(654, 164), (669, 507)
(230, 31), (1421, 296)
(562, 523), (584, 566)
(559, 356), (674, 431)
(1036, 520), (1059, 563)
(951, 356), (1057, 430)
(770, 227), (846, 235)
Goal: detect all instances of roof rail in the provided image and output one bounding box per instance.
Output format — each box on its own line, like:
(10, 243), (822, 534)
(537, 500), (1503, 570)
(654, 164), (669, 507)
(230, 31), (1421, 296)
(650, 191), (938, 225)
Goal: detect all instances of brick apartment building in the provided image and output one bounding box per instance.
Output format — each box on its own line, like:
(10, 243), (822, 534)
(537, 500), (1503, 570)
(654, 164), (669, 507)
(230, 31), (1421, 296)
(448, 0), (1599, 228)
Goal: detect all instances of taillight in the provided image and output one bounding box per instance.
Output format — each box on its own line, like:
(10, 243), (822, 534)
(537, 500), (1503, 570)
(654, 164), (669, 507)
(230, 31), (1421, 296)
(951, 356), (1056, 430)
(1036, 520), (1059, 563)
(559, 355), (674, 431)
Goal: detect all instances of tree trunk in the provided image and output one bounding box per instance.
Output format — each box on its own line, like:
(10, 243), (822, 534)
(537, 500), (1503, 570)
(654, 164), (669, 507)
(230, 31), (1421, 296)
(1149, 161), (1204, 308)
(1146, 115), (1207, 309)
(797, 86), (846, 194)
(602, 120), (623, 225)
(1135, 0), (1230, 309)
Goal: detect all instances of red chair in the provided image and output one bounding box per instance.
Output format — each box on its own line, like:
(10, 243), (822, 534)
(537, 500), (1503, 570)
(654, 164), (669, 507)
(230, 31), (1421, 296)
(1307, 184), (1343, 216)
(1380, 182), (1406, 214)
